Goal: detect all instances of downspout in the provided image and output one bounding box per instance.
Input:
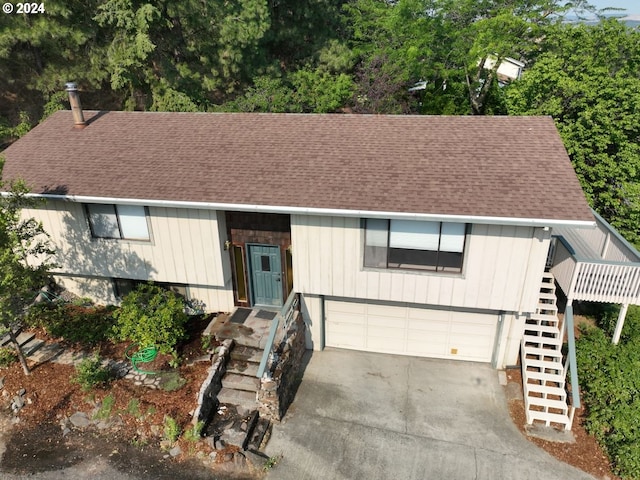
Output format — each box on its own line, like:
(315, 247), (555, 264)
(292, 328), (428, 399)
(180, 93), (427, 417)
(319, 295), (326, 351)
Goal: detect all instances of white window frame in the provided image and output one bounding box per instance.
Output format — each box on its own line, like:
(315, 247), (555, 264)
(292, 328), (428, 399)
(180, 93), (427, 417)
(86, 204), (151, 241)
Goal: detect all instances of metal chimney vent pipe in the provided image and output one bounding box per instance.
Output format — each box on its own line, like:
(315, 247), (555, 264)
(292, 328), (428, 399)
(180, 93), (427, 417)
(65, 82), (86, 128)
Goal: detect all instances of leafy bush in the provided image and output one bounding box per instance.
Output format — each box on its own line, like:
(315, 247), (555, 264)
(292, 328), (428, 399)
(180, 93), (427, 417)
(0, 347), (17, 367)
(163, 415), (180, 443)
(183, 421), (204, 442)
(113, 284), (188, 355)
(72, 353), (113, 392)
(26, 302), (116, 346)
(576, 305), (640, 479)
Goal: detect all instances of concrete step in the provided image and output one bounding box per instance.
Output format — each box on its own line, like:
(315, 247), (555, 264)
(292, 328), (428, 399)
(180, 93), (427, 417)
(217, 387), (257, 410)
(28, 343), (65, 364)
(230, 345), (263, 363)
(4, 331), (35, 348)
(227, 358), (259, 377)
(22, 338), (46, 357)
(222, 373), (261, 392)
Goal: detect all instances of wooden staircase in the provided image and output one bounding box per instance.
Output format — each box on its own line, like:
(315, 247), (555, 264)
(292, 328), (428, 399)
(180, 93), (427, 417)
(521, 272), (572, 431)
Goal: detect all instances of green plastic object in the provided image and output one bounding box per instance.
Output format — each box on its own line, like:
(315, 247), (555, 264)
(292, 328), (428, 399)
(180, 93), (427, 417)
(125, 344), (159, 375)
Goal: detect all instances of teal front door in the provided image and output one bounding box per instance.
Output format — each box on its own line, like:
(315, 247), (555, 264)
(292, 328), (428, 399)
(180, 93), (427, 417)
(247, 244), (283, 307)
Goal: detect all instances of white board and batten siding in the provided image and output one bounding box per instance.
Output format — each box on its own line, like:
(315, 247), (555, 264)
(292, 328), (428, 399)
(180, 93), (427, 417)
(23, 201), (234, 311)
(325, 299), (499, 362)
(291, 215), (549, 366)
(291, 215), (550, 314)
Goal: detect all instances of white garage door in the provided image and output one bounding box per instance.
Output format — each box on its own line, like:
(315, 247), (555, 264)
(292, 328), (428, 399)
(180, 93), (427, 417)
(325, 300), (498, 363)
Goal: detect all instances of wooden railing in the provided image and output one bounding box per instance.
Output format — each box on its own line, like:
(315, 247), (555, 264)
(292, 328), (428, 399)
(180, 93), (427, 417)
(551, 236), (640, 305)
(256, 291), (300, 379)
(571, 262), (640, 304)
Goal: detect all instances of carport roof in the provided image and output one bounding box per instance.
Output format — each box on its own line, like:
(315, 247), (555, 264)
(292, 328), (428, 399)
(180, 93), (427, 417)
(1, 111), (594, 226)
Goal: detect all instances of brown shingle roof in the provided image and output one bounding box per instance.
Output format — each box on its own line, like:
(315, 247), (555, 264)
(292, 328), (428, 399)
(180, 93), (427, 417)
(1, 111), (593, 223)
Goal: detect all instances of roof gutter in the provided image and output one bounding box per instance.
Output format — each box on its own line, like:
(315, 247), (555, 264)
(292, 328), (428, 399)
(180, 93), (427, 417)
(17, 192), (596, 228)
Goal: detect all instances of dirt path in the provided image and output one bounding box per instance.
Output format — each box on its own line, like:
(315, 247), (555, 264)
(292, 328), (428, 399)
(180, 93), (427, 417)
(0, 413), (255, 480)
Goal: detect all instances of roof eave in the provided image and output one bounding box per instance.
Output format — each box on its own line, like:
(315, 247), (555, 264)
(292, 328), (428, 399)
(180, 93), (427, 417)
(14, 193), (596, 229)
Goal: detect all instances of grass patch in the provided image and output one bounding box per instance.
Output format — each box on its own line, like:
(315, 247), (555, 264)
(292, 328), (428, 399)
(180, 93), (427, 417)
(93, 393), (115, 420)
(157, 371), (186, 392)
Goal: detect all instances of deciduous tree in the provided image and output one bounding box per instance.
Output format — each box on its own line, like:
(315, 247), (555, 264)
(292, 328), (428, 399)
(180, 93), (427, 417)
(0, 160), (56, 375)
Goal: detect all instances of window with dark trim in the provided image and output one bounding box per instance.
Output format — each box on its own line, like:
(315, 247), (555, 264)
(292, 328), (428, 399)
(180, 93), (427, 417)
(364, 219), (467, 273)
(86, 204), (150, 241)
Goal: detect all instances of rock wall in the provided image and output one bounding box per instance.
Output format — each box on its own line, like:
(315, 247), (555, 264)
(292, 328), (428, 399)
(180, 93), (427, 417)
(257, 313), (306, 421)
(193, 339), (233, 426)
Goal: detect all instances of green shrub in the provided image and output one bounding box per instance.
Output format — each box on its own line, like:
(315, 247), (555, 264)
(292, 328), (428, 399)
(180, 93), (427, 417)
(577, 305), (640, 479)
(0, 347), (18, 367)
(163, 415), (180, 443)
(72, 353), (113, 392)
(183, 421), (204, 442)
(113, 284), (188, 355)
(26, 302), (116, 346)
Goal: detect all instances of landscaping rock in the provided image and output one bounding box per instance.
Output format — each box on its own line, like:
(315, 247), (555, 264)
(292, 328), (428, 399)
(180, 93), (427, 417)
(169, 445), (182, 457)
(0, 376), (5, 389)
(11, 395), (24, 409)
(17, 388), (26, 396)
(69, 412), (91, 428)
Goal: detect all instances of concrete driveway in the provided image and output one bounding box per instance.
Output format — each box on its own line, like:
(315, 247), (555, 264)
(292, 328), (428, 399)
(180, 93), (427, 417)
(265, 349), (594, 480)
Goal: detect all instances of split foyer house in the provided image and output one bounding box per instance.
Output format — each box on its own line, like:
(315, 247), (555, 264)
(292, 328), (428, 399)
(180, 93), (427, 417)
(5, 103), (640, 430)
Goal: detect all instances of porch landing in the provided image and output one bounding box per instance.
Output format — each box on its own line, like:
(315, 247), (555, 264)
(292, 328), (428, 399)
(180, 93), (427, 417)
(205, 307), (274, 349)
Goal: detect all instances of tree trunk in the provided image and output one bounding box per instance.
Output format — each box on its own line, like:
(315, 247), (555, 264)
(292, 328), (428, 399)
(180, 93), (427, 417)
(8, 328), (30, 376)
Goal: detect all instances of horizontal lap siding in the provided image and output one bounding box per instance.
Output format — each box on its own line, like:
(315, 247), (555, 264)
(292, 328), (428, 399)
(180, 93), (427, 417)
(292, 215), (549, 313)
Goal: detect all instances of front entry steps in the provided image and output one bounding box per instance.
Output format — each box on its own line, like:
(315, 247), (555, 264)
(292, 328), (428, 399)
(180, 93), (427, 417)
(204, 308), (274, 450)
(521, 272), (572, 431)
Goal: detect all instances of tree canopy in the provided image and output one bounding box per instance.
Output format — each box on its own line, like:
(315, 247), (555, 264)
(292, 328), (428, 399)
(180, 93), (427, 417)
(504, 20), (640, 244)
(2, 0), (640, 242)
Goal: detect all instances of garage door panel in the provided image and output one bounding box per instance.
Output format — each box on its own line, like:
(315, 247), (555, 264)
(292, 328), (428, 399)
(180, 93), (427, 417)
(325, 300), (497, 363)
(450, 322), (495, 336)
(367, 325), (404, 342)
(367, 315), (406, 327)
(327, 301), (367, 315)
(368, 336), (405, 352)
(408, 318), (449, 332)
(407, 338), (448, 356)
(408, 307), (450, 321)
(366, 304), (407, 319)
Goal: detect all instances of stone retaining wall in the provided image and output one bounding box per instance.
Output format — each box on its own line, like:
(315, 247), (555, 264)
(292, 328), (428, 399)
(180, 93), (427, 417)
(257, 313), (306, 421)
(193, 339), (233, 425)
